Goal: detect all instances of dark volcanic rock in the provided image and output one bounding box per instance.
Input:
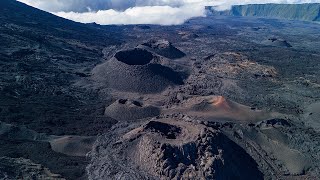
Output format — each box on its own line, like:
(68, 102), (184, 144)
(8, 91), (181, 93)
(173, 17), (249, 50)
(256, 118), (291, 128)
(0, 157), (64, 179)
(114, 49), (153, 65)
(139, 39), (186, 59)
(2, 0), (320, 179)
(264, 38), (292, 47)
(178, 31), (200, 39)
(0, 138), (87, 180)
(0, 0), (120, 136)
(135, 25), (151, 30)
(87, 118), (263, 180)
(104, 99), (160, 121)
(92, 48), (184, 93)
(144, 121), (181, 139)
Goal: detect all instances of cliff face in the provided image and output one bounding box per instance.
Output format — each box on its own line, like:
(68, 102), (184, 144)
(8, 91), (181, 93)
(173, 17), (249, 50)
(207, 3), (320, 22)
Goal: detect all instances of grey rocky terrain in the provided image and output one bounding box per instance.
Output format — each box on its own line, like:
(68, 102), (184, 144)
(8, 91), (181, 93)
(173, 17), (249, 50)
(1, 0), (320, 179)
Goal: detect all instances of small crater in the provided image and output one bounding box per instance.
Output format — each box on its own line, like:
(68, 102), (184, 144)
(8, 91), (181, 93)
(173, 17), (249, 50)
(257, 118), (291, 127)
(114, 49), (153, 65)
(265, 38), (292, 47)
(132, 101), (143, 107)
(144, 121), (181, 139)
(118, 99), (128, 104)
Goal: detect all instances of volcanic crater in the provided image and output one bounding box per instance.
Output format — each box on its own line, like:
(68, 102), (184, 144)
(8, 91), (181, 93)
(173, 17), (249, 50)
(92, 48), (184, 93)
(114, 48), (153, 65)
(104, 99), (160, 121)
(139, 39), (186, 59)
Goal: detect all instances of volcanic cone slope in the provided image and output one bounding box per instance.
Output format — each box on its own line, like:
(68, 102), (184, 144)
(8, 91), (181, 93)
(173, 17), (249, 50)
(87, 118), (263, 180)
(169, 96), (275, 123)
(104, 99), (160, 121)
(92, 48), (184, 93)
(264, 38), (292, 47)
(139, 39), (186, 59)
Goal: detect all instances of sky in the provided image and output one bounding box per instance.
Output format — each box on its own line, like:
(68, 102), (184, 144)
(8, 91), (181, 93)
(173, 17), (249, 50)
(17, 0), (320, 25)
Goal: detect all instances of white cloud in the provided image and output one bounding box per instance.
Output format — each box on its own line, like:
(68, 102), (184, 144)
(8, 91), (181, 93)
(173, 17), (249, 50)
(18, 0), (194, 12)
(17, 0), (320, 25)
(53, 5), (206, 25)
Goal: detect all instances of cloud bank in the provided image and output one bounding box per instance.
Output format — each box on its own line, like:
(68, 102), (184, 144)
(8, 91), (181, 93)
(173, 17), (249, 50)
(54, 5), (206, 25)
(17, 0), (320, 25)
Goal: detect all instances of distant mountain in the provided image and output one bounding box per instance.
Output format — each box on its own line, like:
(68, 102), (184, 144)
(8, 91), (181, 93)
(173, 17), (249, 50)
(207, 3), (320, 22)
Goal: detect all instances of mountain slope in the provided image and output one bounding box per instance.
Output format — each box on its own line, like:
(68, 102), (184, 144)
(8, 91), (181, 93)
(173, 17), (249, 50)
(207, 3), (320, 22)
(0, 0), (122, 136)
(0, 0), (125, 179)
